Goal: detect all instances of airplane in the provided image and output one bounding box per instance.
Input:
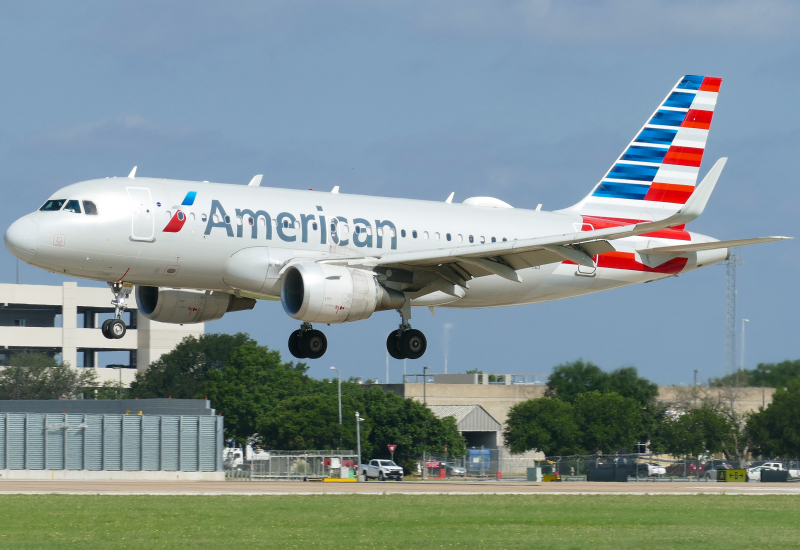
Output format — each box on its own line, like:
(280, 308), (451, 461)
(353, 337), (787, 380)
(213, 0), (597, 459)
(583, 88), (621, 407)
(4, 75), (792, 361)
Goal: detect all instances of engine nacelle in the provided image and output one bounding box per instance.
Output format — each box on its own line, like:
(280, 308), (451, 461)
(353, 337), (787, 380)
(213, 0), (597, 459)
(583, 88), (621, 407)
(280, 263), (404, 324)
(135, 286), (256, 324)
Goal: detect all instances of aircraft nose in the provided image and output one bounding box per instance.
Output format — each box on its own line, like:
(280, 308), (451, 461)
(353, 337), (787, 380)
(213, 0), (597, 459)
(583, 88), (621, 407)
(5, 216), (39, 260)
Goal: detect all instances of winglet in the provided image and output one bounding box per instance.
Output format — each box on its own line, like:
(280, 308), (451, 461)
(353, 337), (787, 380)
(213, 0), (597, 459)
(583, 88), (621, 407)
(445, 192), (454, 204)
(331, 186), (340, 194)
(646, 157), (727, 229)
(128, 166), (137, 179)
(248, 174), (263, 186)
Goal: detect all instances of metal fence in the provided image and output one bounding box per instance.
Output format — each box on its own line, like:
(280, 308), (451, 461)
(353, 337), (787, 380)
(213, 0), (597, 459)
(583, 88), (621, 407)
(225, 450), (358, 480)
(0, 412), (223, 472)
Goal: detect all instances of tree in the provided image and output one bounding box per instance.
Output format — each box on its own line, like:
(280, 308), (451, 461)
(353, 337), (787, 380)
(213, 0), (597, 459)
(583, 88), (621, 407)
(747, 379), (800, 457)
(204, 342), (315, 442)
(545, 360), (608, 402)
(606, 367), (659, 407)
(709, 359), (800, 388)
(129, 333), (256, 399)
(573, 391), (643, 454)
(503, 398), (581, 455)
(657, 407), (734, 457)
(0, 352), (97, 400)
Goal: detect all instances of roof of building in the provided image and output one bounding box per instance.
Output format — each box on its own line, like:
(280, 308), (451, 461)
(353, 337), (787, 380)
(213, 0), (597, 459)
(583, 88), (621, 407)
(428, 404), (501, 432)
(0, 398), (216, 416)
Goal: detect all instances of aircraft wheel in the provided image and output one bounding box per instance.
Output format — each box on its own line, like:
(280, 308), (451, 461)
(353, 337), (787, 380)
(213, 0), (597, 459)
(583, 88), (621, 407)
(399, 329), (427, 360)
(288, 330), (307, 359)
(386, 330), (404, 360)
(101, 319), (113, 339)
(300, 329), (327, 359)
(108, 319), (127, 339)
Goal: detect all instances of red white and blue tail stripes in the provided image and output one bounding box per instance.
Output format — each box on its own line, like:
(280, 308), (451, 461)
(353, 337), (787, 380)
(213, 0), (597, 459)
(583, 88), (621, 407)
(568, 75), (721, 221)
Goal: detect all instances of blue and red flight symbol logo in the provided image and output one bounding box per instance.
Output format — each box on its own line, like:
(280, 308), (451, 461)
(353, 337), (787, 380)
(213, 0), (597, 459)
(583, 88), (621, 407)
(163, 192), (197, 233)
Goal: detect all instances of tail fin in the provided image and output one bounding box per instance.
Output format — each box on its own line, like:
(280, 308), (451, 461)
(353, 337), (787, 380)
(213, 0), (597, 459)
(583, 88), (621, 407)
(565, 75), (722, 221)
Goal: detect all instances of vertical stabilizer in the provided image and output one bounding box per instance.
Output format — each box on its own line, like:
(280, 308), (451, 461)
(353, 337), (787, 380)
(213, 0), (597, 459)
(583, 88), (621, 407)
(564, 75), (722, 221)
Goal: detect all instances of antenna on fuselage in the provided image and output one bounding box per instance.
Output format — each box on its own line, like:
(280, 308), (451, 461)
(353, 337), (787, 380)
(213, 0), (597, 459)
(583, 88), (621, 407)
(331, 186), (340, 194)
(127, 166), (137, 179)
(248, 175), (263, 186)
(445, 192), (454, 203)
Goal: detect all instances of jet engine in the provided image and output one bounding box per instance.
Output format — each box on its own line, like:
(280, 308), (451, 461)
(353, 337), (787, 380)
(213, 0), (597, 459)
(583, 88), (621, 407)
(281, 263), (404, 324)
(135, 286), (256, 324)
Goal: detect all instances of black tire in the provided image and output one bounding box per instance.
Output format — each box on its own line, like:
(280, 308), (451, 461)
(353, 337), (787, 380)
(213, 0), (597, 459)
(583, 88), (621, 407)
(288, 330), (307, 358)
(386, 330), (404, 360)
(397, 477), (402, 482)
(379, 472), (385, 481)
(301, 329), (327, 359)
(109, 319), (127, 339)
(101, 319), (113, 339)
(399, 329), (427, 360)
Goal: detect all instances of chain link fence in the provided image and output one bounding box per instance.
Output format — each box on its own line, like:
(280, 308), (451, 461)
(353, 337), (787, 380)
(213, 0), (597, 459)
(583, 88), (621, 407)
(224, 449), (358, 481)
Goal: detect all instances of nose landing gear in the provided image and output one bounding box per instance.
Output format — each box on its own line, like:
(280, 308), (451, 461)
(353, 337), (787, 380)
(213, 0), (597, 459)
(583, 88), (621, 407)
(288, 323), (328, 359)
(102, 282), (131, 340)
(386, 302), (427, 360)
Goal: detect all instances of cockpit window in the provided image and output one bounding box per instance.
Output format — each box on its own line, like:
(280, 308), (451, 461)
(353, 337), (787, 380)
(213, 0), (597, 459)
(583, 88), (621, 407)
(82, 201), (98, 215)
(40, 199), (66, 211)
(63, 200), (82, 213)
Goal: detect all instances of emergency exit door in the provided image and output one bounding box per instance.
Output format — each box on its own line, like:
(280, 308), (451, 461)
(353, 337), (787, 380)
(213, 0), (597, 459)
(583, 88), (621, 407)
(127, 187), (155, 241)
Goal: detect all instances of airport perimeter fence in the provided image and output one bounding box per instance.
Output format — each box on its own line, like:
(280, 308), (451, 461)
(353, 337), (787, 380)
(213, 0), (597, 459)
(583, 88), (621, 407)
(421, 453), (800, 481)
(225, 450), (358, 481)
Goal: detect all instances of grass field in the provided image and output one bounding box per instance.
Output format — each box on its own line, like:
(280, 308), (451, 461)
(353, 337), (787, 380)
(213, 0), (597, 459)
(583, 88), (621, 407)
(0, 494), (798, 549)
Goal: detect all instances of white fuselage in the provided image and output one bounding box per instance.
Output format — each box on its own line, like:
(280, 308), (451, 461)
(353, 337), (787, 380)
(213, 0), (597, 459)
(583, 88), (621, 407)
(6, 177), (727, 313)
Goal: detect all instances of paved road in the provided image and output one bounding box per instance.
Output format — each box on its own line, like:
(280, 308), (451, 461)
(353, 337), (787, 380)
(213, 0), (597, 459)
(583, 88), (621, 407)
(2, 480), (799, 495)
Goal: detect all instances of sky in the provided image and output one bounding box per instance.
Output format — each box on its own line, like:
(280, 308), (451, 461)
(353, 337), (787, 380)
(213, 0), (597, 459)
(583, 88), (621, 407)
(1, 1), (798, 385)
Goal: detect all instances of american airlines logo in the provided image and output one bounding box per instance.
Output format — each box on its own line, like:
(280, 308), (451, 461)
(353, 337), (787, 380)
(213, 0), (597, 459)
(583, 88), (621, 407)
(162, 192), (197, 233)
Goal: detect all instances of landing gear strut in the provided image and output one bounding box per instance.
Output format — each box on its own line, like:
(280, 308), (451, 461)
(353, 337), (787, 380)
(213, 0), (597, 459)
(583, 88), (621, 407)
(102, 282), (131, 340)
(288, 322), (328, 360)
(386, 302), (427, 360)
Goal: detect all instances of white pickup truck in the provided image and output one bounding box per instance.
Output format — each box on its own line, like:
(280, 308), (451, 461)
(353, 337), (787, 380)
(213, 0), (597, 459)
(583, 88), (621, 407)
(361, 459), (404, 481)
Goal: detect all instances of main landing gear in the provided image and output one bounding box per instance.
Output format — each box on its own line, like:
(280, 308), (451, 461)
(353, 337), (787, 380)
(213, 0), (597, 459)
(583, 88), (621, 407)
(102, 282), (130, 340)
(386, 305), (427, 360)
(288, 322), (328, 360)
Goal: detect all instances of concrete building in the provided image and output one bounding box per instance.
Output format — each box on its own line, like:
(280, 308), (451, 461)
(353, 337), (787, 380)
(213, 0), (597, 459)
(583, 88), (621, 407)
(0, 282), (203, 386)
(382, 373), (776, 448)
(428, 405), (502, 448)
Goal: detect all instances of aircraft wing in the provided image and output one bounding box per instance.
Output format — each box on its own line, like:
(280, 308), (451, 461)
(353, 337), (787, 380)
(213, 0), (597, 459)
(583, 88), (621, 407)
(637, 236), (792, 255)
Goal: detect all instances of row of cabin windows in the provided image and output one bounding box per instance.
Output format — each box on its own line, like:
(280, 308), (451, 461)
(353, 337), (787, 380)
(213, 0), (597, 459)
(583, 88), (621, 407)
(166, 211), (513, 243)
(39, 199), (98, 215)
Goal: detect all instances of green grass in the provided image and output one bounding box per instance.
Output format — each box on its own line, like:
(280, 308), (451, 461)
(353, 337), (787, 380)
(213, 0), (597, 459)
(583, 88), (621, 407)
(0, 494), (798, 549)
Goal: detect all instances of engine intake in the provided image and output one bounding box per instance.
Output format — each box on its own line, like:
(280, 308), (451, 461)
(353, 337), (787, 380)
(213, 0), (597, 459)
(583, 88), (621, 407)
(281, 263), (404, 324)
(135, 286), (255, 324)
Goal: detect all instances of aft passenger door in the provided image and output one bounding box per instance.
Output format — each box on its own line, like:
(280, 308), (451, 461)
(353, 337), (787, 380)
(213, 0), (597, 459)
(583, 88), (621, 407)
(127, 187), (155, 242)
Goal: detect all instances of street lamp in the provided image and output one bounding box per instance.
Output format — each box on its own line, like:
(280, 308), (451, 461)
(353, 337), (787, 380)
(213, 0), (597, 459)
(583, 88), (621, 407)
(740, 319), (750, 372)
(355, 411), (365, 481)
(330, 366), (342, 425)
(423, 366), (430, 406)
(762, 369), (771, 409)
(111, 366), (122, 399)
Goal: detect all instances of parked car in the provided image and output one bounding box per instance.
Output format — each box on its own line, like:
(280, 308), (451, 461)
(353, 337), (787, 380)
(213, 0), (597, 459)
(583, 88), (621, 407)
(439, 461), (467, 477)
(646, 463), (667, 476)
(361, 459), (403, 481)
(747, 466), (774, 481)
(704, 460), (732, 480)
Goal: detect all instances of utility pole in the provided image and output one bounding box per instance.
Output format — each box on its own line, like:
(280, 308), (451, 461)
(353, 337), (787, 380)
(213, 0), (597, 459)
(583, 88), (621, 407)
(422, 366), (430, 481)
(693, 369), (700, 408)
(723, 252), (743, 375)
(385, 351), (389, 384)
(740, 318), (749, 372)
(330, 366), (342, 425)
(355, 411), (364, 481)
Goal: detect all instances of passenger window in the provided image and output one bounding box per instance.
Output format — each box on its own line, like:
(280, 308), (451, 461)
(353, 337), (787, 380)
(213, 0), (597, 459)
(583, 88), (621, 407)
(63, 200), (81, 213)
(82, 201), (98, 215)
(40, 199), (66, 211)
(446, 233), (451, 241)
(377, 228), (383, 237)
(469, 235), (474, 243)
(283, 219), (289, 228)
(236, 216), (243, 226)
(366, 227), (372, 236)
(294, 220), (301, 230)
(202, 214), (208, 222)
(502, 238), (507, 242)
(225, 215), (231, 224)
(412, 230), (418, 239)
(491, 237), (496, 243)
(355, 226), (361, 235)
(401, 229), (406, 238)
(480, 236), (485, 244)
(166, 211), (172, 219)
(330, 223), (336, 232)
(435, 232), (440, 240)
(457, 234), (463, 242)
(190, 213), (196, 222)
(177, 211), (185, 222)
(312, 222), (318, 230)
(423, 231), (429, 239)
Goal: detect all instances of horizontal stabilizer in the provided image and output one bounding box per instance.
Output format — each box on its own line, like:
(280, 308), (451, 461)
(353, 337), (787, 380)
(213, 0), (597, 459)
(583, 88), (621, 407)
(638, 236), (792, 255)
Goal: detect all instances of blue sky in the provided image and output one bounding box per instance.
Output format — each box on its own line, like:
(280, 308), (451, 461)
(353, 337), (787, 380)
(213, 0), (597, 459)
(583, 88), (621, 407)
(1, 1), (797, 385)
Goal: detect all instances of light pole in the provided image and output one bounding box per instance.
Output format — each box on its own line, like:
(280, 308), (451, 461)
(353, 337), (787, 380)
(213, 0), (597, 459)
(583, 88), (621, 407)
(740, 319), (749, 372)
(762, 369), (771, 409)
(423, 366), (430, 406)
(422, 366), (430, 480)
(112, 366), (122, 399)
(330, 366), (342, 425)
(355, 411), (364, 481)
